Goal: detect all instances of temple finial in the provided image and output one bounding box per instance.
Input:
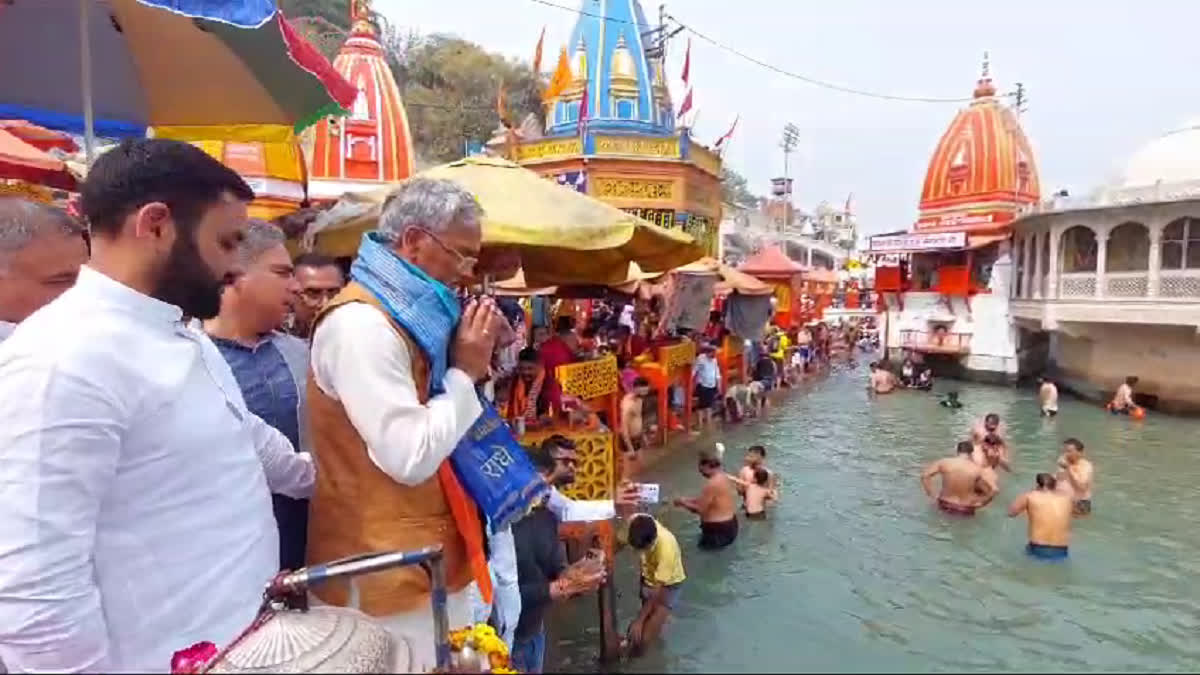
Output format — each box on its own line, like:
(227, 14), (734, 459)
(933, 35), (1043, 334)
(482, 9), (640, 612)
(973, 50), (996, 99)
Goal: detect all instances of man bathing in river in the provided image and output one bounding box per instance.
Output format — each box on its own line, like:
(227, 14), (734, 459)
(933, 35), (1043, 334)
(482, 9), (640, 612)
(620, 377), (651, 478)
(970, 412), (1006, 444)
(921, 441), (998, 516)
(673, 446), (739, 549)
(1008, 473), (1073, 561)
(1109, 375), (1139, 414)
(624, 514), (685, 656)
(974, 433), (1012, 473)
(736, 445), (777, 490)
(869, 361), (897, 394)
(1039, 377), (1059, 417)
(1055, 437), (1094, 515)
(741, 469), (778, 520)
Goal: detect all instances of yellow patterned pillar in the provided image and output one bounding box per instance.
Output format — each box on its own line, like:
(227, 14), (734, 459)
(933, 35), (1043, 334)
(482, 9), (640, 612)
(520, 356), (619, 497)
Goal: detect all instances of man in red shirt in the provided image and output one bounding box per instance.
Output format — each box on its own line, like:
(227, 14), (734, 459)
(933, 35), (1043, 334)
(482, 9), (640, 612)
(538, 315), (579, 412)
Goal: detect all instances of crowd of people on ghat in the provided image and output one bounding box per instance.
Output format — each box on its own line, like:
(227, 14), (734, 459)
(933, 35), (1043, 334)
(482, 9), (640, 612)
(0, 136), (820, 673)
(0, 137), (1144, 673)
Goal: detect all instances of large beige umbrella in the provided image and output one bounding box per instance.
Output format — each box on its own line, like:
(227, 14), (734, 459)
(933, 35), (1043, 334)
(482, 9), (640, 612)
(300, 156), (704, 286)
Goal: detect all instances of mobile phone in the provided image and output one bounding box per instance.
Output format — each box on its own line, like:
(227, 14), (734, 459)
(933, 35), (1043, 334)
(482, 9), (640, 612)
(632, 482), (660, 504)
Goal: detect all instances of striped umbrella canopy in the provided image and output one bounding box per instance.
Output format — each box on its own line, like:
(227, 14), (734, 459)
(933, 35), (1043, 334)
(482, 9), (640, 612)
(0, 128), (78, 190)
(0, 0), (356, 147)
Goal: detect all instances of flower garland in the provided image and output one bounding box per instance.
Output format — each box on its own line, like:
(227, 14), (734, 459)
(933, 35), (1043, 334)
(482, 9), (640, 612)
(448, 623), (517, 673)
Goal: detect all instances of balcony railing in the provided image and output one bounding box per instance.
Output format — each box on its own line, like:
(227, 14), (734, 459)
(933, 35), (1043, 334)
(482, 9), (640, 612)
(1105, 272), (1148, 297)
(1160, 270), (1200, 298)
(900, 330), (971, 354)
(1059, 272), (1097, 298)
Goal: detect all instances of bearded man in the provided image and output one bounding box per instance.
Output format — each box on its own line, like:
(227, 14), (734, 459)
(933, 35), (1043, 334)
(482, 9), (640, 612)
(307, 177), (513, 671)
(0, 139), (311, 672)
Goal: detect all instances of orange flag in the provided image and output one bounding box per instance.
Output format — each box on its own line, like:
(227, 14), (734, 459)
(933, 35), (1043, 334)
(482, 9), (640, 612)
(542, 47), (572, 103)
(532, 26), (546, 74)
(497, 82), (510, 128)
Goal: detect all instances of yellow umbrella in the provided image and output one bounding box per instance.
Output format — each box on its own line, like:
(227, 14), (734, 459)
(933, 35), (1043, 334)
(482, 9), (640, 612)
(301, 155), (704, 286)
(494, 261), (664, 296)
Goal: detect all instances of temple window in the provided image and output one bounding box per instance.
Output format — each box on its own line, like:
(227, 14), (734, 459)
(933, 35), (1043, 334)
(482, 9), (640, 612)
(567, 101), (580, 123)
(1060, 225), (1098, 273)
(1161, 217), (1200, 269)
(1105, 222), (1150, 272)
(615, 99), (634, 119)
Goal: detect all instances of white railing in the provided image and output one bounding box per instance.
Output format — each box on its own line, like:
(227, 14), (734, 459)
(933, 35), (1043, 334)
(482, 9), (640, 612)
(1159, 270), (1200, 298)
(1105, 272), (1149, 297)
(1060, 272), (1097, 298)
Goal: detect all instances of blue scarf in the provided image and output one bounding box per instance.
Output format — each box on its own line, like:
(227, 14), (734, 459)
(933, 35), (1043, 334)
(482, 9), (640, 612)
(351, 232), (460, 396)
(351, 232), (548, 531)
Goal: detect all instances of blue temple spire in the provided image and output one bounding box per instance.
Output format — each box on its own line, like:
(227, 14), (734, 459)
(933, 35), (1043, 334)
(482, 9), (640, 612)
(544, 0), (675, 137)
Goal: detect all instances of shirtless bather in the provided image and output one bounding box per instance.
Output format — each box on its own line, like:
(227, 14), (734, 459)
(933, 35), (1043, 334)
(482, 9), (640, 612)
(920, 441), (998, 516)
(674, 445), (739, 549)
(1038, 377), (1059, 417)
(869, 361), (897, 394)
(970, 413), (1006, 444)
(742, 468), (778, 520)
(972, 433), (1012, 473)
(1054, 437), (1094, 516)
(1109, 376), (1139, 413)
(620, 377), (651, 478)
(1008, 473), (1073, 560)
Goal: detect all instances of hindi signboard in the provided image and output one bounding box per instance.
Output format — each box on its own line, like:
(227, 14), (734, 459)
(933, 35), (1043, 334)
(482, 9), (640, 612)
(868, 231), (967, 253)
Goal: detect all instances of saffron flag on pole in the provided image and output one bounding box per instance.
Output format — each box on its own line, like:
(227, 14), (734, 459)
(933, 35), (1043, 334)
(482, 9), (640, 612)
(532, 26), (546, 74)
(677, 87), (693, 120)
(714, 115), (739, 149)
(496, 82), (510, 128)
(542, 47), (572, 102)
(681, 38), (691, 85)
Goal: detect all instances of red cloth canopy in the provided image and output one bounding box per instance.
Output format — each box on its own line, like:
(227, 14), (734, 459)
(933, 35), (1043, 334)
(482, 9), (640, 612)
(738, 245), (806, 278)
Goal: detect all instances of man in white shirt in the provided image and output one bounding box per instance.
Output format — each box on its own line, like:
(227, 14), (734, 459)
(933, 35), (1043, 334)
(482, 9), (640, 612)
(0, 139), (312, 672)
(0, 197), (88, 342)
(307, 178), (505, 672)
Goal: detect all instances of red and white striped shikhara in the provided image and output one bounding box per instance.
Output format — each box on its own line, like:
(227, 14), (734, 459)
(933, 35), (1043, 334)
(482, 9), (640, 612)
(915, 55), (1041, 233)
(304, 0), (415, 201)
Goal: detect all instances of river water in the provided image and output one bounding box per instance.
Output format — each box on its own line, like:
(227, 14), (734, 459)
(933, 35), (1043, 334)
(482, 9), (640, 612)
(546, 361), (1200, 672)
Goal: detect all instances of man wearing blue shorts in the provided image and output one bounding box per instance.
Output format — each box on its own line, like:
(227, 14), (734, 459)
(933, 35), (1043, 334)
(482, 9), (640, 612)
(1008, 473), (1073, 561)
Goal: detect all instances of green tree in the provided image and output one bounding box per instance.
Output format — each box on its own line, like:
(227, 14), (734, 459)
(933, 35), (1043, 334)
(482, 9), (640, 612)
(389, 34), (544, 164)
(721, 167), (760, 209)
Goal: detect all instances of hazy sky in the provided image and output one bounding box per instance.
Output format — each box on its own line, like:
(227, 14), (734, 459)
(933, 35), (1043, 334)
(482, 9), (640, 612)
(377, 0), (1200, 236)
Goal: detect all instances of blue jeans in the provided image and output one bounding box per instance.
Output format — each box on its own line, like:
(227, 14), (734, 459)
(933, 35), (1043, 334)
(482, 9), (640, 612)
(511, 629), (546, 673)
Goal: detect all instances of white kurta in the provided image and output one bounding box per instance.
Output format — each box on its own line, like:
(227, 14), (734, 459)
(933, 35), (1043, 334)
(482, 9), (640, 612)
(0, 267), (306, 672)
(310, 302), (484, 672)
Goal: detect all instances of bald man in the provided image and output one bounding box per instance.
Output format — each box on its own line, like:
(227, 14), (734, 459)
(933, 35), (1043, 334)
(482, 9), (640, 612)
(0, 197), (88, 342)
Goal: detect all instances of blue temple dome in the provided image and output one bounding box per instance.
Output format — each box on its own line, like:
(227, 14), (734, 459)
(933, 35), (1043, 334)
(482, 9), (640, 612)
(545, 0), (675, 137)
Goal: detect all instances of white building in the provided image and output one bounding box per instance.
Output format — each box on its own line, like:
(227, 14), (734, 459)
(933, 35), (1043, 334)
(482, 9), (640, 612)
(1010, 119), (1200, 412)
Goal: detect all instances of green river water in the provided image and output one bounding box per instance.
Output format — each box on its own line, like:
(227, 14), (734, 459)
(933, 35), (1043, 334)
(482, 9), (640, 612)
(546, 360), (1200, 673)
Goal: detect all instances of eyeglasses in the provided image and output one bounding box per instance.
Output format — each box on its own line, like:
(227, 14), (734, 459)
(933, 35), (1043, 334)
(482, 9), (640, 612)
(414, 226), (478, 275)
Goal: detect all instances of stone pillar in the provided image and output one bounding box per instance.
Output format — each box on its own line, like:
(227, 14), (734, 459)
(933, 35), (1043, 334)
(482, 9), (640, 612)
(1095, 228), (1108, 298)
(1024, 235), (1036, 299)
(1012, 236), (1022, 299)
(1047, 225), (1060, 299)
(1148, 220), (1162, 297)
(1032, 231), (1044, 299)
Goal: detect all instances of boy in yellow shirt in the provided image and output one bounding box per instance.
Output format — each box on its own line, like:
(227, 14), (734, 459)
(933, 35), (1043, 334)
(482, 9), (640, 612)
(625, 514), (686, 655)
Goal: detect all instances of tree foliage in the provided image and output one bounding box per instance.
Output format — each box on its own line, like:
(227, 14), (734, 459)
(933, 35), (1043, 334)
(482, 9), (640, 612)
(721, 167), (760, 209)
(393, 35), (543, 165)
(279, 1), (544, 166)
